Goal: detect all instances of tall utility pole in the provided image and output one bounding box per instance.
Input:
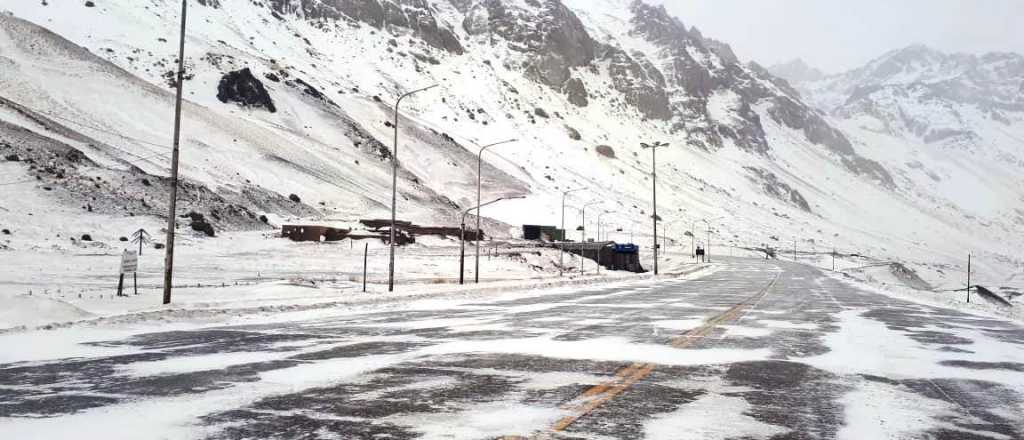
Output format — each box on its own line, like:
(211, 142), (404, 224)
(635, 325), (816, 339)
(596, 211), (611, 274)
(691, 220), (697, 258)
(580, 201), (602, 274)
(387, 84), (437, 292)
(641, 141), (669, 275)
(597, 211), (610, 242)
(559, 187), (585, 276)
(967, 253), (972, 303)
(162, 0), (188, 306)
(474, 139), (517, 283)
(701, 219), (712, 263)
(460, 196), (522, 284)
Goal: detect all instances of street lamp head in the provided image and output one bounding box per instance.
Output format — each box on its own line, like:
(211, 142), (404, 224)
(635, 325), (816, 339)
(477, 138), (518, 153)
(563, 187), (586, 195)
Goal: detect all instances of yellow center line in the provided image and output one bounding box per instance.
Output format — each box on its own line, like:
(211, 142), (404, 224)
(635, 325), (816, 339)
(515, 273), (780, 439)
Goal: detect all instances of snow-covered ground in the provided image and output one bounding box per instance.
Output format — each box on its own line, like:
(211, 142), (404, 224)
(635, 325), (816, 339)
(0, 217), (715, 331)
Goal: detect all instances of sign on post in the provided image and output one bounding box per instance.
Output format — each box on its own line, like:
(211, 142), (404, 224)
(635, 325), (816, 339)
(121, 250), (139, 274)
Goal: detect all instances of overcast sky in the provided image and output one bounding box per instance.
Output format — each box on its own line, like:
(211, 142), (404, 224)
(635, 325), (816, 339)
(652, 0), (1024, 73)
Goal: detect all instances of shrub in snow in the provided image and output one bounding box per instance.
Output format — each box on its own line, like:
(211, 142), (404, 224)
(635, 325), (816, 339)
(565, 125), (581, 140)
(80, 234), (93, 241)
(183, 212), (216, 237)
(289, 193), (301, 203)
(595, 145), (616, 158)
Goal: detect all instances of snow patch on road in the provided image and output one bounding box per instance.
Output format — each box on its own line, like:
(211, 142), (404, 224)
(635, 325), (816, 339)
(386, 401), (567, 440)
(720, 325), (773, 338)
(422, 336), (773, 366)
(758, 319), (818, 330)
(653, 318), (706, 331)
(837, 379), (1011, 440)
(802, 309), (1024, 388)
(644, 392), (790, 439)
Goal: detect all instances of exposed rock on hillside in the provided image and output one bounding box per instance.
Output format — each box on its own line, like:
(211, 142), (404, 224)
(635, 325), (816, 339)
(216, 68), (277, 113)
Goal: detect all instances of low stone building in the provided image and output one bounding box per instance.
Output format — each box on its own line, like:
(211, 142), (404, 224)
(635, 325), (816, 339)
(281, 225), (350, 242)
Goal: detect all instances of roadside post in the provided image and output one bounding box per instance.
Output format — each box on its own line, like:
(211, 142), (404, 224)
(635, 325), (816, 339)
(363, 243), (368, 293)
(967, 253), (972, 303)
(119, 250), (138, 297)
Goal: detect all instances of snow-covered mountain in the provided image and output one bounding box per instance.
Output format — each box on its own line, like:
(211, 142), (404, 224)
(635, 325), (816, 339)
(796, 45), (1024, 234)
(768, 58), (827, 85)
(1, 1), (1021, 289)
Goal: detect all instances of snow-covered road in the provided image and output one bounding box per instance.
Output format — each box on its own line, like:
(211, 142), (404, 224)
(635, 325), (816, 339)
(1, 259), (1023, 439)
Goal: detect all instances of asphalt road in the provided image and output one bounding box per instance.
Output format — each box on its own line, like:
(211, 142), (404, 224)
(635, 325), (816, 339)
(2, 258), (1023, 439)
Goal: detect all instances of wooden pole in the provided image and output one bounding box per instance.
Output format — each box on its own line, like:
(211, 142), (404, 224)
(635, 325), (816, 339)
(162, 0), (188, 305)
(363, 243), (369, 293)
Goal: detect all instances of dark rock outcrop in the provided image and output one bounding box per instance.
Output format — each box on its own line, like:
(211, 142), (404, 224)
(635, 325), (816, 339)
(563, 77), (588, 107)
(183, 212), (216, 237)
(464, 0), (595, 102)
(744, 167), (811, 213)
(268, 0), (464, 54)
(216, 68), (277, 113)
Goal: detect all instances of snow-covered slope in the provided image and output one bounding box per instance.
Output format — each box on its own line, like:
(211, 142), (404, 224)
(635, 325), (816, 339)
(768, 58), (827, 85)
(1, 1), (1021, 294)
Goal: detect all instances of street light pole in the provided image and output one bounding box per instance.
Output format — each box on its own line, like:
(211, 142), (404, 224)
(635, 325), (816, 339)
(597, 211), (611, 273)
(641, 141), (669, 275)
(474, 139), (517, 283)
(701, 219), (712, 263)
(460, 196), (523, 284)
(691, 220), (697, 258)
(162, 0), (188, 305)
(580, 201), (602, 274)
(597, 211), (611, 242)
(559, 187), (585, 276)
(387, 84), (438, 292)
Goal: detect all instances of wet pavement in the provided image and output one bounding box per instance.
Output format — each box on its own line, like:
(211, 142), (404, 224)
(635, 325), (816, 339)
(1, 258), (1023, 439)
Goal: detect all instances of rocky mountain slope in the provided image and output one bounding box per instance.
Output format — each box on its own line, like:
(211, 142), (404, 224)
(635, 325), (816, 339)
(1, 1), (1021, 289)
(797, 45), (1024, 229)
(768, 58), (827, 85)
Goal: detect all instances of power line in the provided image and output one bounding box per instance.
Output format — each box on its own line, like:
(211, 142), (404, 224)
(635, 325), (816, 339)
(0, 178), (36, 186)
(29, 110), (172, 163)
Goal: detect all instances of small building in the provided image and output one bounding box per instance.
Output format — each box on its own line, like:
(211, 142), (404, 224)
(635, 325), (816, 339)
(523, 225), (564, 241)
(282, 225), (350, 242)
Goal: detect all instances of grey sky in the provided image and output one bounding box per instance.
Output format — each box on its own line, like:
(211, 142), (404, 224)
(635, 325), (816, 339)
(652, 0), (1024, 73)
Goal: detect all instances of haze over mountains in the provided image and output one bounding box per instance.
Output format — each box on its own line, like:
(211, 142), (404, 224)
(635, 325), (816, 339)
(1, 0), (1022, 289)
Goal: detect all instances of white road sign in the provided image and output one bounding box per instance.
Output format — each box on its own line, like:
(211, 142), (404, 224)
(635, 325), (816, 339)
(121, 250), (138, 274)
